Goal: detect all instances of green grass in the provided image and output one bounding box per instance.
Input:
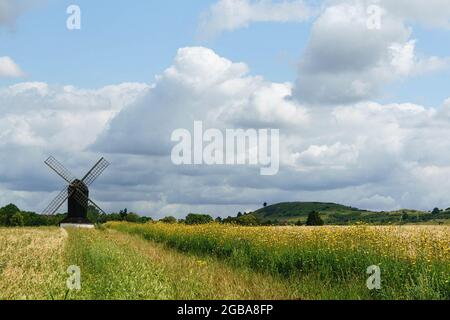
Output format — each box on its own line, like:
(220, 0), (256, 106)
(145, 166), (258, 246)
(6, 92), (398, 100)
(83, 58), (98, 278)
(64, 228), (316, 300)
(66, 228), (374, 300)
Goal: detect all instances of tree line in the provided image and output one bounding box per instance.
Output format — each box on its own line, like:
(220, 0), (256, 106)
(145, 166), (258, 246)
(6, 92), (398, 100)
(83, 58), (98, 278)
(158, 211), (324, 226)
(0, 204), (152, 227)
(0, 202), (326, 227)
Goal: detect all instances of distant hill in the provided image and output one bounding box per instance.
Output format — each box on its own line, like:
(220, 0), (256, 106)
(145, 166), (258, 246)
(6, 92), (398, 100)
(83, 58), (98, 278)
(253, 202), (450, 225)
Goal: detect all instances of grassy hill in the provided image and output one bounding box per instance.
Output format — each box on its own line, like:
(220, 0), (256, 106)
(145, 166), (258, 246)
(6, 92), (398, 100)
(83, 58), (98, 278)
(253, 202), (450, 225)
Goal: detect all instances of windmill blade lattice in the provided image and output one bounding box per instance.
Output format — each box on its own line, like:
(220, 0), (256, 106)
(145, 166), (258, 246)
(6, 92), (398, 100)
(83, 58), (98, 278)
(82, 157), (110, 187)
(42, 186), (72, 215)
(45, 156), (76, 184)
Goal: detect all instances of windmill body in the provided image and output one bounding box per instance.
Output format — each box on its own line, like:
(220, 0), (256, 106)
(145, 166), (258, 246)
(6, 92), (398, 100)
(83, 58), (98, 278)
(43, 156), (110, 229)
(63, 179), (90, 225)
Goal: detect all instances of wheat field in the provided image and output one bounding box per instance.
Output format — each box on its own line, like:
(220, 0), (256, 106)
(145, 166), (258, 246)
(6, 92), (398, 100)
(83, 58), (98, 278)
(0, 224), (449, 300)
(0, 228), (67, 299)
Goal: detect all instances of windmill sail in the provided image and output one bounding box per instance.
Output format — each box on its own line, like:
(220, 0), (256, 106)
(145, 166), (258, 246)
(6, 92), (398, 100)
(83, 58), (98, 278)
(42, 186), (71, 215)
(82, 157), (110, 186)
(45, 156), (76, 184)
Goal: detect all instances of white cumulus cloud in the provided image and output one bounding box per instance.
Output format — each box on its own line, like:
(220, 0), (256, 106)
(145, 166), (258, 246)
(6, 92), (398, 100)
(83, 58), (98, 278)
(199, 0), (313, 39)
(89, 47), (450, 216)
(0, 56), (25, 78)
(379, 0), (450, 29)
(0, 81), (149, 212)
(294, 1), (450, 105)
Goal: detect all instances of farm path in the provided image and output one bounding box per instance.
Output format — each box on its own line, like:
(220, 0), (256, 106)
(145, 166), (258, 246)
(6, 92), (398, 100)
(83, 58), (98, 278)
(64, 228), (305, 300)
(0, 227), (307, 300)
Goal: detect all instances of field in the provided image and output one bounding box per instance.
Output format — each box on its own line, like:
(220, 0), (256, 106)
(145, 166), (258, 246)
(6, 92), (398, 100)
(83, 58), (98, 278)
(0, 223), (449, 300)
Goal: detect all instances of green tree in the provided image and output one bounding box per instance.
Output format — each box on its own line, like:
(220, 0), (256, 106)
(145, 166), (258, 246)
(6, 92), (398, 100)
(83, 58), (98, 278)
(0, 204), (21, 226)
(125, 213), (140, 223)
(222, 216), (236, 224)
(139, 216), (153, 224)
(401, 212), (409, 222)
(160, 216), (177, 224)
(10, 212), (25, 227)
(185, 213), (213, 225)
(119, 208), (128, 221)
(432, 208), (440, 215)
(237, 214), (260, 226)
(306, 211), (324, 226)
(295, 220), (303, 226)
(0, 203), (20, 214)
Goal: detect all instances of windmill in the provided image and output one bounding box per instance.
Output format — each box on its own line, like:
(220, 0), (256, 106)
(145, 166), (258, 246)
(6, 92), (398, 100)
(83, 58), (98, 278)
(43, 156), (110, 228)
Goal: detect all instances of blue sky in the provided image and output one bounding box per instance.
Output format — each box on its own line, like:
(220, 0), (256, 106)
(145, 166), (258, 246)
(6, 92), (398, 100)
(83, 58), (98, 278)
(2, 0), (447, 107)
(383, 24), (450, 107)
(0, 0), (311, 87)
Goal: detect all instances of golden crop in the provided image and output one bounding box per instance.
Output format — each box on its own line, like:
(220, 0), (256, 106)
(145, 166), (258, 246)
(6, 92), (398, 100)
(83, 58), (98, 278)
(114, 223), (449, 264)
(0, 227), (67, 299)
(1, 224), (448, 300)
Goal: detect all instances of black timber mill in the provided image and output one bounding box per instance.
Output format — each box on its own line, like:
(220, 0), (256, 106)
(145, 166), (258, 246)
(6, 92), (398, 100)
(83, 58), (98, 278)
(43, 156), (110, 228)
